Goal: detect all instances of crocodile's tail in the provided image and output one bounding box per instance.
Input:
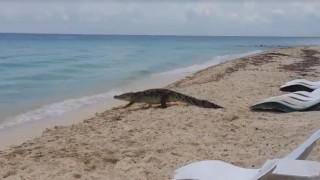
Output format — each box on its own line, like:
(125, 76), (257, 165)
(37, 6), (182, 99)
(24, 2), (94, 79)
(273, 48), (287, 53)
(174, 92), (223, 108)
(186, 97), (223, 108)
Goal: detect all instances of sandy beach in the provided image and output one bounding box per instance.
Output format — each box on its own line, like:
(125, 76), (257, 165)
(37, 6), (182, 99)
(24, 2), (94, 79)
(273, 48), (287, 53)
(0, 46), (320, 179)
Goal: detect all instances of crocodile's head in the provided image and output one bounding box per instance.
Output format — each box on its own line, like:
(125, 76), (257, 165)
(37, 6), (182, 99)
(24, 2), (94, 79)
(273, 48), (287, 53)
(114, 92), (134, 101)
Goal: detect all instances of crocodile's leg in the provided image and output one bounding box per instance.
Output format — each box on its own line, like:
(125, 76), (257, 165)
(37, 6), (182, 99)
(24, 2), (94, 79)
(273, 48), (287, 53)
(123, 101), (135, 108)
(112, 101), (135, 110)
(160, 95), (168, 108)
(143, 103), (152, 109)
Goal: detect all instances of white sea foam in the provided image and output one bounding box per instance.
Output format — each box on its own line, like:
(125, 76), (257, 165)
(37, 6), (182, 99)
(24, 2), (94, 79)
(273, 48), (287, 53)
(0, 90), (122, 130)
(0, 50), (262, 130)
(153, 50), (262, 76)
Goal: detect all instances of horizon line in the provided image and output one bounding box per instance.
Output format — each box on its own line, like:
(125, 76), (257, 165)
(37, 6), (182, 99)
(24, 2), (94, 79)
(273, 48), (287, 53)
(0, 32), (319, 38)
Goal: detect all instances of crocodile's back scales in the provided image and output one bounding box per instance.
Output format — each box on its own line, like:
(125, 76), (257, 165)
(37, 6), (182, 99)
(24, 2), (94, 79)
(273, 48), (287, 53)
(125, 88), (223, 109)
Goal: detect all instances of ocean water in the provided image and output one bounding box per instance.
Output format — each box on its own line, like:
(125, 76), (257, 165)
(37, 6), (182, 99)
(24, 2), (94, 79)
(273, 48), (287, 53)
(1, 33), (320, 129)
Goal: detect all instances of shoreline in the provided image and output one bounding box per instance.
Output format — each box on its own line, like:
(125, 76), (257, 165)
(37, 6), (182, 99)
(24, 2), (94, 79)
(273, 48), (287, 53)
(1, 45), (320, 179)
(0, 50), (261, 150)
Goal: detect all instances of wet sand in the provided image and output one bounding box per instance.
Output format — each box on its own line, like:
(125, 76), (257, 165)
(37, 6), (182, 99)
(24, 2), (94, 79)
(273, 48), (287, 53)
(0, 46), (320, 179)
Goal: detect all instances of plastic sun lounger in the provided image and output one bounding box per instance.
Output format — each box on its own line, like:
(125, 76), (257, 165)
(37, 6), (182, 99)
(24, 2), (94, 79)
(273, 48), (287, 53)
(280, 79), (320, 92)
(251, 88), (320, 112)
(173, 129), (320, 180)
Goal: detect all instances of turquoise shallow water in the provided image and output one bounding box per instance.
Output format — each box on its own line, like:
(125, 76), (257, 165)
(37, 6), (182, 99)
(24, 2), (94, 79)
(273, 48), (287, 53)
(1, 34), (320, 128)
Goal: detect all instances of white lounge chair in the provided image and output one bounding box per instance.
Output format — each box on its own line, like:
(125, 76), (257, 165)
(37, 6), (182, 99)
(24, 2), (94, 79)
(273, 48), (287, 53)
(280, 79), (320, 92)
(251, 88), (320, 112)
(174, 129), (320, 180)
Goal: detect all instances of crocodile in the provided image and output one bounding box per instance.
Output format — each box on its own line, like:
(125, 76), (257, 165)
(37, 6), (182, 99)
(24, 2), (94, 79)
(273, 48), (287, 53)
(113, 88), (223, 109)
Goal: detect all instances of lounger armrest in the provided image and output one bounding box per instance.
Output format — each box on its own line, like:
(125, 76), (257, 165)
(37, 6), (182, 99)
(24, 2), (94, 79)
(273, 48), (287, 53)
(249, 159), (278, 180)
(284, 129), (320, 160)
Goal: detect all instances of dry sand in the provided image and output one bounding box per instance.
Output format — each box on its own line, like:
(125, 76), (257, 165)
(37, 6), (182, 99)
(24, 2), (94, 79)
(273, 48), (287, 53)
(0, 46), (320, 179)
